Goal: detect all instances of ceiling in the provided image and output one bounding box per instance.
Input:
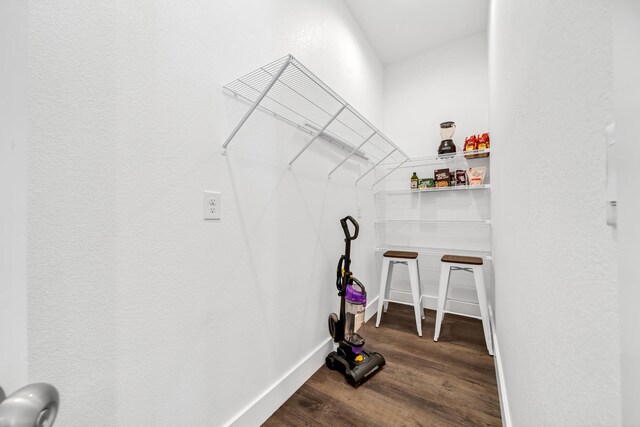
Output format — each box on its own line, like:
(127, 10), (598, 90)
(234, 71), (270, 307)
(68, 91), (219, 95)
(344, 0), (489, 65)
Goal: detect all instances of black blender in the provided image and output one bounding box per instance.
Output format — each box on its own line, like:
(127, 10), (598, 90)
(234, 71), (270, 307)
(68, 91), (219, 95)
(326, 216), (385, 387)
(438, 121), (457, 158)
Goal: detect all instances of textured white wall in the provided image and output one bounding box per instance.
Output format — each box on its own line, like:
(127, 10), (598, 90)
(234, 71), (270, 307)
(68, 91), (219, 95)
(0, 0), (29, 394)
(613, 0), (640, 424)
(489, 1), (620, 424)
(381, 32), (491, 318)
(27, 1), (382, 425)
(384, 32), (489, 158)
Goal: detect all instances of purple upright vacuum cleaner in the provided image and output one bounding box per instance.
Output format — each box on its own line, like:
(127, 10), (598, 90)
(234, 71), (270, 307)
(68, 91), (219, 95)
(326, 216), (385, 387)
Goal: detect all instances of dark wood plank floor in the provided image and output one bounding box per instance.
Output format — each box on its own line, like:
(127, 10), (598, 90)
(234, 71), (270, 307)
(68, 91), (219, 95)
(264, 303), (501, 427)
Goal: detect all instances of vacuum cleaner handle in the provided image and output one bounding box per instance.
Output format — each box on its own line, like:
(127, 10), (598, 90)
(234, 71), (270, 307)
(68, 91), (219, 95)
(340, 216), (359, 241)
(336, 255), (345, 292)
(350, 276), (366, 293)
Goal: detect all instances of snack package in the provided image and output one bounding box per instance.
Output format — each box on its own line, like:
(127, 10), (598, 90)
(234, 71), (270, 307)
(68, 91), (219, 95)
(434, 168), (451, 187)
(418, 179), (428, 190)
(476, 133), (490, 158)
(464, 135), (477, 159)
(425, 178), (435, 188)
(467, 167), (487, 186)
(456, 169), (468, 186)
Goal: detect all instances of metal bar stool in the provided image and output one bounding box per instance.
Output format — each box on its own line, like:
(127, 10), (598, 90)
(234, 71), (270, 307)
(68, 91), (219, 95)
(434, 254), (493, 355)
(376, 250), (425, 336)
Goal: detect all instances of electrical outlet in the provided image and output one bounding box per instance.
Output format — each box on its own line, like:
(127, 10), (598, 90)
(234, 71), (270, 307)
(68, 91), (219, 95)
(203, 191), (221, 220)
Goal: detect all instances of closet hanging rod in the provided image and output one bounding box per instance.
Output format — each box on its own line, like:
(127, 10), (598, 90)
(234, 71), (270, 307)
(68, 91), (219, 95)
(328, 131), (376, 177)
(303, 123), (370, 161)
(223, 88), (369, 161)
(288, 104), (347, 167)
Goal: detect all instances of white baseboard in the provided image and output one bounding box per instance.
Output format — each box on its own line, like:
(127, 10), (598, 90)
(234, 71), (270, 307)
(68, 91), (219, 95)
(489, 308), (512, 427)
(225, 297), (381, 426)
(224, 294), (487, 427)
(224, 337), (334, 427)
(386, 289), (481, 318)
(366, 296), (379, 322)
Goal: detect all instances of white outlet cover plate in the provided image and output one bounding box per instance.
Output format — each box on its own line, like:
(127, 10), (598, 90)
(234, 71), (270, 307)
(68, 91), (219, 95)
(203, 191), (221, 220)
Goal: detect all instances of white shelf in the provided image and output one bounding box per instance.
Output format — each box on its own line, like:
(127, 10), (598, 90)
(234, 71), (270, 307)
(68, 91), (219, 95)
(374, 147), (493, 277)
(384, 149), (491, 168)
(375, 219), (491, 225)
(375, 184), (491, 196)
(376, 246), (493, 261)
(221, 54), (410, 184)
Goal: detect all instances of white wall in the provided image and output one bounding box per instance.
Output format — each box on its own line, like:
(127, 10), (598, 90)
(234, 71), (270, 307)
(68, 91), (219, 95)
(27, 1), (382, 425)
(613, 1), (640, 425)
(0, 0), (29, 395)
(372, 159), (493, 318)
(384, 32), (489, 158)
(380, 31), (491, 319)
(489, 1), (620, 424)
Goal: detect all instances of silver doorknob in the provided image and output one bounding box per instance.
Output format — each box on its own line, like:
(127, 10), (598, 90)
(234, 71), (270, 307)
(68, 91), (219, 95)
(0, 383), (59, 427)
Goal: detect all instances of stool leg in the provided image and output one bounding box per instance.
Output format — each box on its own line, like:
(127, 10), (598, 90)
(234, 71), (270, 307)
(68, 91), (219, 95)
(416, 258), (425, 319)
(473, 265), (494, 355)
(376, 258), (391, 328)
(383, 261), (394, 313)
(408, 259), (423, 337)
(434, 263), (451, 341)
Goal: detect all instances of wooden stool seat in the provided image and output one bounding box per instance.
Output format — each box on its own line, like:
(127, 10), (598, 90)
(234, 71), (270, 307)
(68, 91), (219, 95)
(384, 250), (419, 259)
(377, 252), (424, 336)
(434, 254), (493, 355)
(441, 254), (483, 265)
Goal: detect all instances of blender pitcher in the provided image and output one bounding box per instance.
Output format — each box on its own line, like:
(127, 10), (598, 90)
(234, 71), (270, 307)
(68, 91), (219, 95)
(438, 121), (457, 158)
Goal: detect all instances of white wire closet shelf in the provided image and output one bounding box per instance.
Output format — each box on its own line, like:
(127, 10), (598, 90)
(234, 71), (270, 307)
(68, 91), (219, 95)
(383, 149), (491, 168)
(222, 54), (410, 185)
(375, 184), (492, 196)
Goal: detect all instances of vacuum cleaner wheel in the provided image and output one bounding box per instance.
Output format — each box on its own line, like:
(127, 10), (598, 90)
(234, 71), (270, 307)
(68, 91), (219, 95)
(325, 353), (337, 370)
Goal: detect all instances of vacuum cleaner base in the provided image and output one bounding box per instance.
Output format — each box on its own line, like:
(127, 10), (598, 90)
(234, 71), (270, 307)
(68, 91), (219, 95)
(325, 348), (385, 387)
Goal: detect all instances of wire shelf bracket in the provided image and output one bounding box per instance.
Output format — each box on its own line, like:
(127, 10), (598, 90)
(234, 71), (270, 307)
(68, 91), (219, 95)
(328, 131), (376, 178)
(222, 54), (410, 185)
(289, 104), (346, 168)
(355, 149), (396, 185)
(222, 56), (292, 155)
